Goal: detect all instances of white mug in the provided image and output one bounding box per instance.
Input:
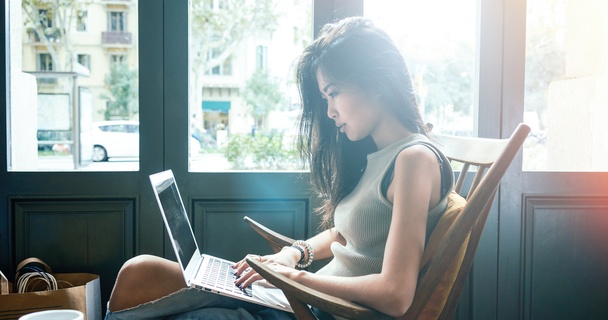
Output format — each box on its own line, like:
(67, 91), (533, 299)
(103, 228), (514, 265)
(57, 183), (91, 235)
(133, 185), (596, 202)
(19, 309), (84, 320)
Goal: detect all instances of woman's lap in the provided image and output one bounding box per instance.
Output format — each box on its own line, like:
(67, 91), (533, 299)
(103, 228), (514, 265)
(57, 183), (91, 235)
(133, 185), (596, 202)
(105, 287), (294, 320)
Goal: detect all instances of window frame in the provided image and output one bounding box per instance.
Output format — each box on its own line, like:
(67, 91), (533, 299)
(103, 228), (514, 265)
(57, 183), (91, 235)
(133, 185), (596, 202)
(77, 54), (91, 70)
(37, 52), (53, 71)
(76, 10), (88, 32)
(108, 11), (126, 32)
(38, 9), (53, 28)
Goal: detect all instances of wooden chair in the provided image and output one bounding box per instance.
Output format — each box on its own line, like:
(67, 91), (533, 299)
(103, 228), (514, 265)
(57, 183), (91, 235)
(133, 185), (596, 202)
(245, 123), (531, 320)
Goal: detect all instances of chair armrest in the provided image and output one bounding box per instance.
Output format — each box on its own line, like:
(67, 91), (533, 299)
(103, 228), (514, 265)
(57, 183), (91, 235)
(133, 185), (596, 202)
(246, 258), (392, 320)
(244, 216), (295, 253)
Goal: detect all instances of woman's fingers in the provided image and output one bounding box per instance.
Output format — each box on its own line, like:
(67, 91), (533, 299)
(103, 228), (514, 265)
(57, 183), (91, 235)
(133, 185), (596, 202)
(232, 253), (298, 288)
(235, 264), (263, 288)
(233, 254), (262, 276)
(237, 261), (298, 289)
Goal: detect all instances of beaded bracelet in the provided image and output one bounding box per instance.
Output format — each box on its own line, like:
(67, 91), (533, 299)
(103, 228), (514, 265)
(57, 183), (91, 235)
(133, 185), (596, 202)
(289, 245), (306, 265)
(292, 240), (314, 269)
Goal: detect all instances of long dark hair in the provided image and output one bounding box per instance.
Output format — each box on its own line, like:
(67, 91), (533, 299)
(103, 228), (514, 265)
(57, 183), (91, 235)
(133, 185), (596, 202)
(296, 17), (428, 229)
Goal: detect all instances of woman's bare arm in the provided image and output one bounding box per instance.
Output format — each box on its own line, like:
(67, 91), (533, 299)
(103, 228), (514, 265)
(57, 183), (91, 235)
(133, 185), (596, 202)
(233, 226), (342, 278)
(277, 146), (441, 317)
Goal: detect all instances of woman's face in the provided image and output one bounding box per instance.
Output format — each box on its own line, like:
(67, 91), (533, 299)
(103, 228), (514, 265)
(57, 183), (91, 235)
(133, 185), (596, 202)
(316, 70), (384, 142)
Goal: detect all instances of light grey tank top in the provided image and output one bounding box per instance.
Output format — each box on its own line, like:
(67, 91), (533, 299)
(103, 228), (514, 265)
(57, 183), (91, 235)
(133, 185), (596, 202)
(316, 134), (453, 277)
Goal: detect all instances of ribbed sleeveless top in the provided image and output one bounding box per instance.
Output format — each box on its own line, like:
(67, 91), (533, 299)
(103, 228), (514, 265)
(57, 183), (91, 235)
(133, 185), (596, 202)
(316, 134), (453, 277)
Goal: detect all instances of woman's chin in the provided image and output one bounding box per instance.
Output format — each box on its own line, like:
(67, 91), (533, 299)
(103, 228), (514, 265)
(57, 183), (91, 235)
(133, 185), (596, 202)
(344, 132), (364, 142)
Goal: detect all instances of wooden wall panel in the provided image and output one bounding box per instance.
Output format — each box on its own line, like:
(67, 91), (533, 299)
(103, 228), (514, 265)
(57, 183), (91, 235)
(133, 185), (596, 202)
(11, 197), (136, 309)
(191, 199), (307, 262)
(522, 195), (608, 320)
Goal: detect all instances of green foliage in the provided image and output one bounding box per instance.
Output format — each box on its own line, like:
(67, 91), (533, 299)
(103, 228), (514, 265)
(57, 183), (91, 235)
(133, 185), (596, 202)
(224, 131), (299, 170)
(416, 43), (475, 117)
(242, 69), (286, 127)
(101, 62), (139, 120)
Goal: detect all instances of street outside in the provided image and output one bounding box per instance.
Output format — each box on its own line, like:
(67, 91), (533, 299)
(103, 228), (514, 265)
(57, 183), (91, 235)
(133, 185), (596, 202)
(36, 152), (231, 172)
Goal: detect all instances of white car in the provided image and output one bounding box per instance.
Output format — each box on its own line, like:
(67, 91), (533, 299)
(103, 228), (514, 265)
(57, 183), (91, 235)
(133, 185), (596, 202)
(91, 120), (139, 162)
(90, 120), (201, 162)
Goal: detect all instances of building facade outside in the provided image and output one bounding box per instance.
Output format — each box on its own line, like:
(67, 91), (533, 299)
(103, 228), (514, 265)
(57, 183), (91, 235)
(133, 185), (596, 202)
(19, 0), (310, 171)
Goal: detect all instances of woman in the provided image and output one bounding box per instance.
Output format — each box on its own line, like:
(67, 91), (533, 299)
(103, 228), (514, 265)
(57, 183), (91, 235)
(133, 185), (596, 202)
(105, 16), (453, 320)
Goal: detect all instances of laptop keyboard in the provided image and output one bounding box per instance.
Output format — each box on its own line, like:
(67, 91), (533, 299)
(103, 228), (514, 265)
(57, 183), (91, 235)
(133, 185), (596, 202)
(199, 257), (252, 297)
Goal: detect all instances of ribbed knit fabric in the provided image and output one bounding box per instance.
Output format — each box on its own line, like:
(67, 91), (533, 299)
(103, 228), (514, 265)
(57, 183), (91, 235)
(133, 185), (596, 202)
(316, 133), (453, 278)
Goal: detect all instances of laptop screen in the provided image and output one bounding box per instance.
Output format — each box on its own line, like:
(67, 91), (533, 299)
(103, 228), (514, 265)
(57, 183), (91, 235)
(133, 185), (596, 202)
(156, 178), (198, 269)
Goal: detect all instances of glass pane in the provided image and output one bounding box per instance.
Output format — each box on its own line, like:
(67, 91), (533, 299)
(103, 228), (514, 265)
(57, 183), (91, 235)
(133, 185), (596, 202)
(523, 0), (608, 171)
(188, 0), (312, 172)
(8, 0), (139, 171)
(364, 0), (477, 136)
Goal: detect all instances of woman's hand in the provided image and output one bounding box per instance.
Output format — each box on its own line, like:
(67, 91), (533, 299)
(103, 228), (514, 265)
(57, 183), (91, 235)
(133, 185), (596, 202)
(232, 247), (302, 288)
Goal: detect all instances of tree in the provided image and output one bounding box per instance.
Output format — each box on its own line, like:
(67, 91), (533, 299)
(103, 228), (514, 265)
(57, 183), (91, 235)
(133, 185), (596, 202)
(413, 41), (475, 133)
(241, 69), (285, 129)
(101, 61), (139, 120)
(424, 57), (474, 112)
(22, 0), (92, 72)
(189, 0), (280, 118)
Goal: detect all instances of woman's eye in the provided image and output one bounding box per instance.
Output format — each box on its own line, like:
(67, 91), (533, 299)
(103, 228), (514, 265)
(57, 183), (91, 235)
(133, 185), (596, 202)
(328, 92), (337, 98)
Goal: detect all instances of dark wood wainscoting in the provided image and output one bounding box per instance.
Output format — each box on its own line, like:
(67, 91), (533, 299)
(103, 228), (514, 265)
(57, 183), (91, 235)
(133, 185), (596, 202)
(11, 197), (136, 313)
(521, 194), (608, 320)
(189, 198), (308, 262)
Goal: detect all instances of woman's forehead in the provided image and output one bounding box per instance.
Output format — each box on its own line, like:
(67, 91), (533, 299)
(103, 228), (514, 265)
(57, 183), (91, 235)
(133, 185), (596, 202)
(316, 70), (367, 93)
(315, 69), (328, 83)
(315, 70), (332, 91)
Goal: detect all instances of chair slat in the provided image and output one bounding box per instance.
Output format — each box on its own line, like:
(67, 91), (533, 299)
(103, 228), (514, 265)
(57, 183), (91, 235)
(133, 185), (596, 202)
(453, 162), (469, 194)
(468, 165), (488, 197)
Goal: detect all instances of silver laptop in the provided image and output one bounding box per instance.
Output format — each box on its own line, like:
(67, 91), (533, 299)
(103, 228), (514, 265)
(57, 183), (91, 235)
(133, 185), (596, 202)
(150, 169), (293, 312)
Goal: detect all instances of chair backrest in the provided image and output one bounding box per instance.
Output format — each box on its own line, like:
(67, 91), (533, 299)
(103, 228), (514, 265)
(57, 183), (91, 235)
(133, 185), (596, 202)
(400, 123), (530, 319)
(244, 216), (294, 253)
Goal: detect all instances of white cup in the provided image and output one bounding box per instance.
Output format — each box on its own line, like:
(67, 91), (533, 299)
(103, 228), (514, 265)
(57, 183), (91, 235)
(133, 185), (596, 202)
(19, 309), (84, 320)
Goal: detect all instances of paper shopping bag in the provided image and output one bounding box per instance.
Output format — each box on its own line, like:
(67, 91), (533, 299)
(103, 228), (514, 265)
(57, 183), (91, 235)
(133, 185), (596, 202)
(0, 273), (100, 320)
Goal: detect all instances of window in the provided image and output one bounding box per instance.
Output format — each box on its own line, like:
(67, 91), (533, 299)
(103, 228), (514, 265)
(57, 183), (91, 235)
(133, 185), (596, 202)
(222, 56), (233, 75)
(76, 10), (87, 31)
(206, 49), (233, 76)
(189, 0), (312, 171)
(364, 0), (477, 136)
(37, 53), (53, 71)
(256, 45), (267, 70)
(109, 12), (125, 32)
(36, 53), (58, 84)
(522, 0), (608, 171)
(22, 8), (60, 43)
(77, 54), (91, 70)
(110, 54), (126, 66)
(38, 9), (53, 28)
(8, 1), (139, 171)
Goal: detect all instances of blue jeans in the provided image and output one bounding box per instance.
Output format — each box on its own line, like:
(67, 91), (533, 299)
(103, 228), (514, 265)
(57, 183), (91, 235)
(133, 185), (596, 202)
(105, 287), (295, 320)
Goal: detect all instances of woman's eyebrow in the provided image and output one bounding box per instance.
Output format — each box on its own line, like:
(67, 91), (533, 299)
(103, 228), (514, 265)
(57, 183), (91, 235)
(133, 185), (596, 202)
(322, 83), (335, 93)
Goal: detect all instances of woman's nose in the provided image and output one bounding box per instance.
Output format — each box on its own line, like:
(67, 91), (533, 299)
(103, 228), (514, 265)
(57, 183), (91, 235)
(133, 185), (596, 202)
(327, 102), (337, 119)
